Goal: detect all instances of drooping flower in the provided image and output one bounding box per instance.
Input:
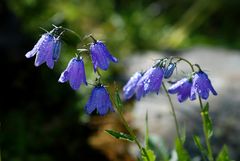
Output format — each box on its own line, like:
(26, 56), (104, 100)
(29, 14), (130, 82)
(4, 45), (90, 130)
(123, 72), (142, 100)
(191, 71), (217, 100)
(135, 67), (164, 100)
(164, 63), (176, 79)
(89, 41), (118, 72)
(58, 57), (87, 90)
(25, 33), (61, 69)
(85, 85), (114, 115)
(168, 78), (196, 102)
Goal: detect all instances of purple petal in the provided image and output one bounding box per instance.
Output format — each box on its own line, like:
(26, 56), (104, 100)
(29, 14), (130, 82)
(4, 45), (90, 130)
(69, 58), (87, 90)
(25, 34), (47, 58)
(85, 86), (113, 115)
(98, 41), (118, 63)
(58, 59), (74, 83)
(52, 38), (61, 61)
(123, 72), (142, 99)
(85, 88), (98, 114)
(90, 42), (109, 71)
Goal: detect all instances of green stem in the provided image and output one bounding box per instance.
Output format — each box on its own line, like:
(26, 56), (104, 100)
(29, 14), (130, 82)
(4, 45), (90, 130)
(198, 96), (214, 161)
(162, 82), (182, 145)
(174, 56), (195, 72)
(111, 96), (150, 161)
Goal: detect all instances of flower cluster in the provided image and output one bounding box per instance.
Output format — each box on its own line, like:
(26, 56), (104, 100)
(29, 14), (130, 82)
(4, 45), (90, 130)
(123, 58), (217, 103)
(168, 71), (217, 102)
(26, 26), (117, 115)
(123, 60), (166, 100)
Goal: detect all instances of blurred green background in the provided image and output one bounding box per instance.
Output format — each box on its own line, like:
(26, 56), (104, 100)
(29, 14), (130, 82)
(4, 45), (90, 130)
(1, 0), (240, 161)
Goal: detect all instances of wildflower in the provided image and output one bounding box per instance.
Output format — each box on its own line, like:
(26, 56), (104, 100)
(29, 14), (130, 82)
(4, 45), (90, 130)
(191, 71), (217, 100)
(25, 33), (61, 69)
(164, 63), (176, 79)
(85, 85), (114, 115)
(135, 67), (164, 100)
(89, 41), (118, 72)
(168, 78), (196, 102)
(58, 57), (87, 90)
(123, 72), (142, 100)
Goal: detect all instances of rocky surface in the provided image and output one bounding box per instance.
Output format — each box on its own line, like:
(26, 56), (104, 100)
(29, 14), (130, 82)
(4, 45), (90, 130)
(123, 47), (240, 160)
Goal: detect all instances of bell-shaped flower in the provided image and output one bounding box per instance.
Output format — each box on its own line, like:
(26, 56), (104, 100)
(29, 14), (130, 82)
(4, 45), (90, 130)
(123, 72), (142, 100)
(89, 41), (118, 72)
(58, 57), (87, 90)
(191, 71), (217, 100)
(135, 67), (164, 100)
(25, 33), (61, 69)
(168, 78), (196, 102)
(85, 85), (114, 115)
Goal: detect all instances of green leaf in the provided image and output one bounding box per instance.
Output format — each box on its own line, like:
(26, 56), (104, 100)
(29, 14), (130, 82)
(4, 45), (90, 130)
(180, 125), (186, 143)
(216, 145), (232, 161)
(114, 90), (123, 111)
(142, 148), (156, 161)
(105, 130), (134, 142)
(193, 135), (207, 159)
(202, 102), (213, 138)
(175, 138), (191, 161)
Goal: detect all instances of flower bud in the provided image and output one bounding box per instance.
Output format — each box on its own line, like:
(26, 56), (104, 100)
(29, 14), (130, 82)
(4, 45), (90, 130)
(164, 63), (176, 79)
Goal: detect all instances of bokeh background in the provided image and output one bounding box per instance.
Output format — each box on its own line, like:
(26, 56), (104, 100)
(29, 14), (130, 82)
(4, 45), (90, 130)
(1, 0), (240, 161)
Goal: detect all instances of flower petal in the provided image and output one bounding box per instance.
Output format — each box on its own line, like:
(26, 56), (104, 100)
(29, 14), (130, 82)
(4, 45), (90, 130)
(123, 72), (142, 99)
(90, 42), (109, 71)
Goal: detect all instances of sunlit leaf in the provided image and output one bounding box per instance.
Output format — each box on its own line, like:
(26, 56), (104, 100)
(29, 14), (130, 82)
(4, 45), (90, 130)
(216, 145), (232, 161)
(142, 148), (156, 161)
(105, 130), (134, 142)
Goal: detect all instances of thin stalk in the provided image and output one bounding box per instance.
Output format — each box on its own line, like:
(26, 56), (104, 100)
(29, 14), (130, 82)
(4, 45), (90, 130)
(111, 95), (150, 161)
(198, 96), (214, 161)
(162, 82), (182, 145)
(174, 56), (194, 72)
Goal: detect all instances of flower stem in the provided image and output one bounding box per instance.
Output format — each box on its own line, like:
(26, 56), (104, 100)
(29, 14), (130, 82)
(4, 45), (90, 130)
(174, 56), (195, 72)
(162, 82), (182, 145)
(198, 96), (214, 161)
(111, 95), (150, 161)
(118, 110), (150, 161)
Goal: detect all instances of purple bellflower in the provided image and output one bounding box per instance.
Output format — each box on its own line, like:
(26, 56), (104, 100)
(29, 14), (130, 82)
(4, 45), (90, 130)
(135, 67), (164, 100)
(168, 78), (196, 102)
(58, 57), (87, 90)
(123, 72), (142, 100)
(25, 33), (61, 69)
(191, 71), (217, 100)
(89, 41), (118, 72)
(85, 85), (114, 115)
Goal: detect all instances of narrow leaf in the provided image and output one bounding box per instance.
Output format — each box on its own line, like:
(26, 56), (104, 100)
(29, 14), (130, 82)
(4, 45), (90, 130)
(202, 102), (213, 138)
(193, 135), (208, 159)
(114, 90), (123, 111)
(216, 145), (232, 161)
(105, 130), (134, 142)
(142, 148), (156, 161)
(175, 138), (191, 161)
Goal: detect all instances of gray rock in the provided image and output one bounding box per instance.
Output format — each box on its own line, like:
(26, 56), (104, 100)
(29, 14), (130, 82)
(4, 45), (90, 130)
(123, 47), (240, 159)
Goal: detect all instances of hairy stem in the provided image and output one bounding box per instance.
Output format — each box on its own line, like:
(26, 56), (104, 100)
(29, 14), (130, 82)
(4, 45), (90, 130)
(162, 82), (182, 145)
(198, 97), (214, 161)
(111, 95), (150, 161)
